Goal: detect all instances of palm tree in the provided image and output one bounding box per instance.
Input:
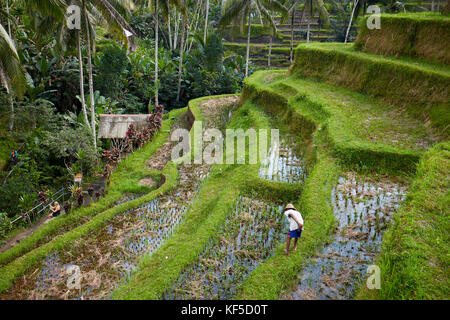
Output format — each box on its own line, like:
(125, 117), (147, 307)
(146, 0), (174, 109)
(344, 0), (380, 43)
(219, 0), (286, 78)
(204, 0), (209, 43)
(176, 7), (186, 101)
(304, 0), (329, 43)
(175, 0), (188, 102)
(0, 24), (26, 131)
(267, 0), (288, 66)
(75, 0), (137, 149)
(0, 0), (66, 131)
(76, 27), (91, 130)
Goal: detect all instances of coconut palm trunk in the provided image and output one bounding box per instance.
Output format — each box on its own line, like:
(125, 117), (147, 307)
(245, 11), (251, 78)
(168, 11), (172, 50)
(306, 17), (310, 42)
(345, 0), (359, 43)
(154, 0), (159, 108)
(83, 0), (97, 150)
(8, 95), (14, 131)
(307, 1), (311, 43)
(176, 15), (186, 102)
(268, 29), (273, 67)
(289, 9), (295, 62)
(204, 0), (209, 43)
(6, 0), (12, 38)
(77, 30), (91, 130)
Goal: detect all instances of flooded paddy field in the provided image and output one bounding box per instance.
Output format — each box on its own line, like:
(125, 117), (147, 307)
(258, 139), (306, 184)
(0, 163), (209, 300)
(0, 97), (238, 300)
(285, 172), (408, 300)
(163, 196), (287, 300)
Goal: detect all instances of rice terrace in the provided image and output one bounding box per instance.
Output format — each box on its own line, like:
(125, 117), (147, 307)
(0, 0), (448, 305)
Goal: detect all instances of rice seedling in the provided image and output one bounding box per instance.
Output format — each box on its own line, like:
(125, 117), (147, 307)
(286, 172), (408, 300)
(162, 196), (288, 300)
(259, 139), (306, 184)
(0, 97), (238, 300)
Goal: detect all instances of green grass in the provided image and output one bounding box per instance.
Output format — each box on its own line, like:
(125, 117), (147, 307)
(0, 161), (178, 294)
(237, 149), (338, 299)
(0, 108), (185, 268)
(290, 43), (450, 135)
(224, 42), (291, 56)
(358, 142), (450, 299)
(355, 13), (450, 64)
(225, 24), (285, 41)
(243, 70), (438, 174)
(112, 99), (307, 299)
(0, 137), (14, 172)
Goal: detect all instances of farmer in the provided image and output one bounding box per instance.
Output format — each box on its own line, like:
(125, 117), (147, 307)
(283, 203), (303, 256)
(48, 201), (61, 218)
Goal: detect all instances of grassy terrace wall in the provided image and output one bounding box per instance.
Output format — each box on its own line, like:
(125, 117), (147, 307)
(290, 43), (450, 135)
(358, 142), (450, 299)
(112, 96), (304, 299)
(224, 24), (285, 41)
(242, 70), (422, 175)
(0, 110), (186, 268)
(237, 149), (338, 299)
(233, 74), (341, 299)
(355, 13), (450, 64)
(0, 107), (190, 293)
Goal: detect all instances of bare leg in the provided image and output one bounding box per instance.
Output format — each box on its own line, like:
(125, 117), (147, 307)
(284, 237), (291, 255)
(293, 238), (298, 251)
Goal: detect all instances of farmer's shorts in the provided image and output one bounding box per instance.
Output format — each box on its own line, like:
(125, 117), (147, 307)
(288, 229), (302, 239)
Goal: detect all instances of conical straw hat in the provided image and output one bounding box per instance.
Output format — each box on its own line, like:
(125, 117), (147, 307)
(284, 203), (295, 211)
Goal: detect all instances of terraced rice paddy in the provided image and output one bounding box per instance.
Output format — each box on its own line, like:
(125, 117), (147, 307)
(3, 196), (186, 299)
(163, 196), (287, 300)
(259, 140), (306, 184)
(0, 97), (236, 300)
(285, 172), (408, 300)
(0, 163), (211, 300)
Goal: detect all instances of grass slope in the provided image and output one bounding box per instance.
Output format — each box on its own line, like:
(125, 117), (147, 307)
(0, 109), (184, 269)
(290, 42), (450, 136)
(355, 13), (450, 64)
(358, 142), (450, 299)
(237, 150), (338, 299)
(112, 99), (303, 299)
(243, 70), (438, 174)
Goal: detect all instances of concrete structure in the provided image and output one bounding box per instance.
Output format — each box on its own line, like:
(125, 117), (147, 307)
(97, 114), (149, 139)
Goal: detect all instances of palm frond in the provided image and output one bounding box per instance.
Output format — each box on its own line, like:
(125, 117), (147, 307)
(90, 0), (137, 49)
(0, 23), (26, 98)
(18, 0), (67, 20)
(218, 0), (249, 29)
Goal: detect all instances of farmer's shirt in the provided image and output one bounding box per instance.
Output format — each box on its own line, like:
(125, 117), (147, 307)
(284, 209), (303, 231)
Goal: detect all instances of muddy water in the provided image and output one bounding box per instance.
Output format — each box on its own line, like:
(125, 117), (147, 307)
(6, 192), (187, 300)
(163, 196), (288, 300)
(286, 172), (407, 300)
(0, 98), (237, 300)
(259, 140), (306, 184)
